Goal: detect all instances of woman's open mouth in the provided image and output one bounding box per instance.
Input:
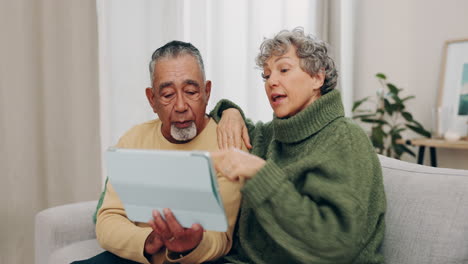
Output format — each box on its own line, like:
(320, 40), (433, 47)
(271, 93), (287, 105)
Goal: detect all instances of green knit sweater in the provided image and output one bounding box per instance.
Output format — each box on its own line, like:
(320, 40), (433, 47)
(209, 90), (386, 264)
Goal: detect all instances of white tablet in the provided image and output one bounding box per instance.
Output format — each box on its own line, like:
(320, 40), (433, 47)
(105, 148), (228, 232)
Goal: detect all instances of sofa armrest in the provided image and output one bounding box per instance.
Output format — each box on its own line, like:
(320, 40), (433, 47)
(35, 200), (98, 264)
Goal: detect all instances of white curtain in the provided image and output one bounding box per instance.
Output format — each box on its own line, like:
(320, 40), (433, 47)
(97, 0), (354, 178)
(0, 1), (100, 263)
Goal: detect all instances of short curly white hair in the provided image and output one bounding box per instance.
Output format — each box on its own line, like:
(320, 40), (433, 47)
(256, 27), (338, 95)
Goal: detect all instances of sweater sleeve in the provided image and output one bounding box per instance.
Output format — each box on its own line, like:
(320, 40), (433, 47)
(209, 99), (257, 140)
(96, 181), (153, 264)
(95, 135), (154, 264)
(241, 127), (384, 262)
(166, 172), (242, 263)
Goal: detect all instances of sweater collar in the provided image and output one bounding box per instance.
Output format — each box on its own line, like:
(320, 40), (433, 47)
(272, 89), (344, 143)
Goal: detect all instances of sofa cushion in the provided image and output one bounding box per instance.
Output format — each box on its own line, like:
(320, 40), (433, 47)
(379, 155), (468, 264)
(49, 239), (104, 264)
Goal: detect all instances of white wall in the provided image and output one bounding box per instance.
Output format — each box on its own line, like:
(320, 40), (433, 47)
(354, 0), (468, 169)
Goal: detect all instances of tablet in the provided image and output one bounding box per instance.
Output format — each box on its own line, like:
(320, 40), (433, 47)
(105, 147), (228, 232)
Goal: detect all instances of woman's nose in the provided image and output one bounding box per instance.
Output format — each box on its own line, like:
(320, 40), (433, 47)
(267, 73), (279, 87)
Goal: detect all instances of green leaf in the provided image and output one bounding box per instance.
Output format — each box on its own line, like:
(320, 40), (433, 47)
(362, 118), (389, 125)
(406, 124), (432, 138)
(411, 119), (424, 128)
(371, 126), (385, 149)
(387, 83), (399, 95)
(390, 127), (405, 136)
(352, 96), (371, 112)
(391, 132), (403, 140)
(401, 95), (415, 102)
(384, 99), (394, 115)
(376, 73), (387, 80)
(393, 144), (405, 158)
(402, 112), (413, 122)
(401, 144), (416, 157)
(391, 93), (403, 105)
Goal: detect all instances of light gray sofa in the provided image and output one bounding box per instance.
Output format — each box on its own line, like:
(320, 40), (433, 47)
(35, 155), (468, 264)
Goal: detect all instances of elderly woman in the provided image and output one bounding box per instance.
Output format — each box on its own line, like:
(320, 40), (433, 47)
(210, 28), (386, 263)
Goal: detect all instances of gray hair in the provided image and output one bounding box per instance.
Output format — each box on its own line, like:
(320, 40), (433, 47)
(149, 40), (205, 85)
(256, 27), (338, 95)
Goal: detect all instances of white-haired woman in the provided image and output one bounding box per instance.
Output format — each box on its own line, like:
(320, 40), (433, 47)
(210, 28), (386, 263)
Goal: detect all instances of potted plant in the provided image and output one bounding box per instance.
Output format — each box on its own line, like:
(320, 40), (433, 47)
(352, 73), (431, 159)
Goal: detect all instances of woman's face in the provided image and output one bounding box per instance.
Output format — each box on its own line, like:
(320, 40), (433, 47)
(262, 46), (324, 118)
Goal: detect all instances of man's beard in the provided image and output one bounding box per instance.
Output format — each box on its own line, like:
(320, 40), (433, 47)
(170, 122), (197, 142)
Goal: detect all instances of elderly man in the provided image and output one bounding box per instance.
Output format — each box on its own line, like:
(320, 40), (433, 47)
(73, 41), (243, 264)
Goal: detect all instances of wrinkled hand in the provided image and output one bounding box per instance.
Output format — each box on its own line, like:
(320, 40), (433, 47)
(217, 109), (252, 150)
(148, 208), (204, 253)
(144, 230), (164, 255)
(211, 148), (266, 181)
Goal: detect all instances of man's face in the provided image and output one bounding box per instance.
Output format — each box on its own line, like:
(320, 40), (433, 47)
(146, 54), (211, 143)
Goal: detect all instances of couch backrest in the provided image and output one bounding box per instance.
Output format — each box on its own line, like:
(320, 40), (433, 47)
(378, 155), (468, 264)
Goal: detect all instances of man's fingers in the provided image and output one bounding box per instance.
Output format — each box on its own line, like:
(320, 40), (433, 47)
(242, 126), (252, 149)
(145, 231), (164, 254)
(187, 223), (204, 238)
(163, 208), (184, 238)
(148, 219), (157, 231)
(152, 210), (172, 240)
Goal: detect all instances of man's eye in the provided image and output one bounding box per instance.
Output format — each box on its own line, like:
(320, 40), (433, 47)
(163, 93), (174, 99)
(186, 91), (197, 95)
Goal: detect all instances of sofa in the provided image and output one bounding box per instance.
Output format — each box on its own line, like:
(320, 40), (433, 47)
(35, 155), (468, 264)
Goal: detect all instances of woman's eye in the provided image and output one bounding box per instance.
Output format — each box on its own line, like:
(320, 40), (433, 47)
(261, 73), (270, 80)
(280, 68), (289, 73)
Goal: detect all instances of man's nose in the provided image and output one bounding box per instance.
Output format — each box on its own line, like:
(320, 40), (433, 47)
(174, 93), (188, 112)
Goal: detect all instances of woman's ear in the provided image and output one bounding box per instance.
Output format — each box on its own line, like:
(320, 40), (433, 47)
(312, 71), (325, 90)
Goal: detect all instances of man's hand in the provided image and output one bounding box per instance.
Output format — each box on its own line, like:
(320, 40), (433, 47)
(144, 230), (164, 256)
(217, 108), (252, 150)
(211, 148), (266, 181)
(149, 209), (204, 254)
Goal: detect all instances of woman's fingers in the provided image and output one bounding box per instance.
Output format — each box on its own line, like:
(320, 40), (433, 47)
(216, 126), (224, 150)
(217, 108), (248, 150)
(242, 126), (252, 149)
(211, 150), (239, 181)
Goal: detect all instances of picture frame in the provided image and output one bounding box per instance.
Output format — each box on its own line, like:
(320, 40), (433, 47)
(437, 38), (468, 138)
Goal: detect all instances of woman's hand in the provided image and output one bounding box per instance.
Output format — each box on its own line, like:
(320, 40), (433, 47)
(217, 109), (252, 150)
(211, 148), (266, 181)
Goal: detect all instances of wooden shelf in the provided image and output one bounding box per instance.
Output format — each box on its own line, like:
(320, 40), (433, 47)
(396, 137), (468, 166)
(396, 137), (468, 150)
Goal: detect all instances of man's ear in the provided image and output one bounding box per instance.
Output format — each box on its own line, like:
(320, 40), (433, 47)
(204, 80), (212, 102)
(145, 87), (157, 113)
